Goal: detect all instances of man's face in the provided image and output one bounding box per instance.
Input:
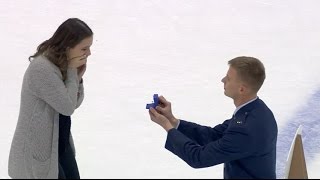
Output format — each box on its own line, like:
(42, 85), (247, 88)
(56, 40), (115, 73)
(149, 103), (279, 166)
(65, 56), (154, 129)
(221, 66), (243, 99)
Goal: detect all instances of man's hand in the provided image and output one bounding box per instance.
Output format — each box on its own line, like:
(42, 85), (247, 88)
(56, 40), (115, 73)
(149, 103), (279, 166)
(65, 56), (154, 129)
(155, 96), (179, 128)
(149, 107), (174, 132)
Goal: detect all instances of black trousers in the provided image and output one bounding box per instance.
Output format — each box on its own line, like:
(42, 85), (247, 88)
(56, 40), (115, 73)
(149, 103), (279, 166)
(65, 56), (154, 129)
(58, 143), (80, 179)
(58, 114), (79, 179)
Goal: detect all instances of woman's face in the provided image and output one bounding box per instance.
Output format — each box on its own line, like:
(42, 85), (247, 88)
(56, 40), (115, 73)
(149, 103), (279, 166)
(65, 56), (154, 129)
(67, 36), (93, 61)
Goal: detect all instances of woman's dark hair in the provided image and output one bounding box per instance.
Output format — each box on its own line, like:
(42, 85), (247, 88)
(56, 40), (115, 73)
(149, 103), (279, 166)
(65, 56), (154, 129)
(29, 18), (93, 80)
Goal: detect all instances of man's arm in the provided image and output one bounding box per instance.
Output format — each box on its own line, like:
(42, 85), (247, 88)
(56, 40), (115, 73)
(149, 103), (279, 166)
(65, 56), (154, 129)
(176, 119), (230, 145)
(165, 122), (253, 168)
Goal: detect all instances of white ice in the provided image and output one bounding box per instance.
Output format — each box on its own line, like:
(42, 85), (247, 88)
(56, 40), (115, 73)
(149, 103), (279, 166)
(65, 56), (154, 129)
(1, 0), (320, 178)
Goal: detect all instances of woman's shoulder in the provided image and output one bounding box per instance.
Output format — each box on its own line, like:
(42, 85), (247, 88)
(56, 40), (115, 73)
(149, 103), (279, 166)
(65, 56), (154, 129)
(26, 55), (62, 81)
(25, 55), (63, 83)
(29, 55), (59, 72)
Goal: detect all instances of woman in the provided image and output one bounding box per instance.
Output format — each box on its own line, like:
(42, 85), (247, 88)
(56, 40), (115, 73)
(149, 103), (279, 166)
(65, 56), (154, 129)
(8, 18), (93, 179)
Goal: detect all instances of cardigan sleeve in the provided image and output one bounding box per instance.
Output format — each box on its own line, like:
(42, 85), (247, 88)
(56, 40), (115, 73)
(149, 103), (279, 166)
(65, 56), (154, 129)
(76, 80), (84, 109)
(27, 63), (79, 116)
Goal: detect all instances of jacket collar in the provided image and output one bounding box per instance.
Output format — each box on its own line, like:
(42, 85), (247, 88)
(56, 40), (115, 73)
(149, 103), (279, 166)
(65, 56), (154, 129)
(234, 97), (261, 117)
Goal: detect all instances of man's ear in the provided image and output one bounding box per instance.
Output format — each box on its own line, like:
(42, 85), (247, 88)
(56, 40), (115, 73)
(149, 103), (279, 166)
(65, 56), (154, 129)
(239, 84), (247, 94)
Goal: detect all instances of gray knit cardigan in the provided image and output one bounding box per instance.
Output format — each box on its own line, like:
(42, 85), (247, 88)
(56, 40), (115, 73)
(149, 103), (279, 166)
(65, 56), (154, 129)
(8, 55), (84, 179)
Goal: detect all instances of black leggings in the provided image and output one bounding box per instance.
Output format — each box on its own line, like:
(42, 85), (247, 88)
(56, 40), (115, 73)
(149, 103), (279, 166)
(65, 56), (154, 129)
(58, 143), (80, 179)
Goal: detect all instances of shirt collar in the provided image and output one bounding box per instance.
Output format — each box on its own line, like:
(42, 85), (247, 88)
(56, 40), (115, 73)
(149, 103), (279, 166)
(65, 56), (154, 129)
(233, 96), (258, 116)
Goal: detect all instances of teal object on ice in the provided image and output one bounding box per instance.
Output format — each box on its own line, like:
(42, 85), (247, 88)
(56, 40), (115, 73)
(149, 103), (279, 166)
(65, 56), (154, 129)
(146, 94), (159, 109)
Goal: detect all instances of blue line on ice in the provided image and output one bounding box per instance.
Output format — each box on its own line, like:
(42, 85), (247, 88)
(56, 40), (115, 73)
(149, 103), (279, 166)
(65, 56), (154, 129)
(276, 89), (320, 178)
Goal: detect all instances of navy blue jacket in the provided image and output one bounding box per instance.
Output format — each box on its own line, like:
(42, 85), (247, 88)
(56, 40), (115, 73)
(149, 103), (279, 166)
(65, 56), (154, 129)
(165, 98), (278, 179)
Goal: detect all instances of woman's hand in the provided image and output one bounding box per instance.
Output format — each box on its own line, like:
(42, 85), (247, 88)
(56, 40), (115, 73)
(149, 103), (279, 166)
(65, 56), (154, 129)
(77, 64), (86, 82)
(68, 54), (87, 68)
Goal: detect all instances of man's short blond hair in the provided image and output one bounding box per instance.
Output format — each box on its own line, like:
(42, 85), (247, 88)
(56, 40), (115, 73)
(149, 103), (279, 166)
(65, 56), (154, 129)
(228, 56), (266, 93)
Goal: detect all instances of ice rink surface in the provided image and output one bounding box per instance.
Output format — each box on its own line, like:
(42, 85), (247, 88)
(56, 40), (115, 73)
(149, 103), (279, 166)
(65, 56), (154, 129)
(1, 0), (319, 178)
